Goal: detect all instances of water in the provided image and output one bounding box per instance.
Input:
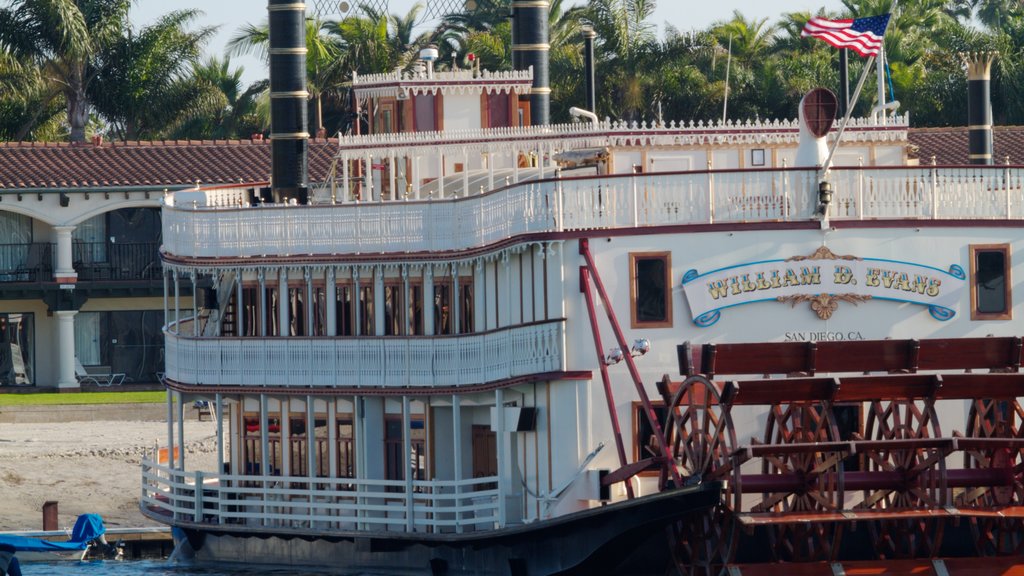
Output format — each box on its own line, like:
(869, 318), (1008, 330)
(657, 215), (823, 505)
(22, 560), (401, 576)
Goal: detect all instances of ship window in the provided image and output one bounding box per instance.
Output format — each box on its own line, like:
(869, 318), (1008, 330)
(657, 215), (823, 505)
(632, 401), (667, 474)
(487, 91), (510, 128)
(630, 252), (672, 328)
(970, 244), (1012, 320)
(359, 284), (374, 336)
(414, 94), (436, 132)
(385, 416), (426, 483)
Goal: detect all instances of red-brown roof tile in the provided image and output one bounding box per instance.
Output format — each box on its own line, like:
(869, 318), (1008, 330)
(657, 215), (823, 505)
(908, 126), (1024, 165)
(0, 139), (337, 190)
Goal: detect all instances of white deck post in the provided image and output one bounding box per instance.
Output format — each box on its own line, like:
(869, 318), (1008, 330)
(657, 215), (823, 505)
(279, 268), (289, 337)
(403, 395), (414, 532)
(374, 266), (385, 336)
(363, 153), (372, 201)
(423, 267), (435, 336)
(495, 387), (506, 527)
(191, 272), (198, 337)
(389, 152), (397, 201)
(53, 225), (77, 282)
(342, 154), (350, 202)
(260, 394), (270, 526)
(215, 393), (224, 473)
(258, 269), (267, 337)
(413, 155), (421, 199)
(281, 399), (291, 478)
(437, 150), (445, 198)
(176, 393), (185, 470)
(462, 149), (470, 197)
(474, 260), (486, 332)
(452, 394), (463, 533)
(353, 268), (362, 336)
(487, 151), (495, 192)
(166, 390), (174, 470)
(174, 271), (180, 333)
(326, 267), (337, 336)
(236, 271), (245, 336)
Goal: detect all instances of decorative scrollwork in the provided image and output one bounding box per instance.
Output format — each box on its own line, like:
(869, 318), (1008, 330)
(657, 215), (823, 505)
(682, 269), (700, 284)
(695, 310), (721, 327)
(787, 246), (861, 262)
(929, 305), (956, 321)
(949, 264), (966, 280)
(776, 293), (872, 320)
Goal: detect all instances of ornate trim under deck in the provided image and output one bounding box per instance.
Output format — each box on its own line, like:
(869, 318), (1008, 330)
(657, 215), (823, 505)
(162, 370), (593, 397)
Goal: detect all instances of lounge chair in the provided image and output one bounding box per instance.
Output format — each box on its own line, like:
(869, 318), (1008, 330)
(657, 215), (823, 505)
(74, 357), (125, 387)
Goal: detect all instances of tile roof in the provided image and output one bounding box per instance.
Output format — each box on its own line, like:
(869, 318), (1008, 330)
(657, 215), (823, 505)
(908, 126), (1024, 165)
(0, 138), (337, 190)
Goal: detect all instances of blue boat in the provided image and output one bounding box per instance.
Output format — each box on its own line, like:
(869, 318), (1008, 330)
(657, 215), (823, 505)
(0, 514), (110, 576)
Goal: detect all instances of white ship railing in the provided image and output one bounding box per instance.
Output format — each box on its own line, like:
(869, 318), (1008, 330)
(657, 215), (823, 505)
(164, 319), (564, 388)
(162, 165), (1024, 259)
(141, 457), (501, 533)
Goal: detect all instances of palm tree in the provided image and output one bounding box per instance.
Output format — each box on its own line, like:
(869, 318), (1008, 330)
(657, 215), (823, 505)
(0, 0), (132, 142)
(228, 16), (346, 133)
(170, 57), (269, 140)
(88, 10), (220, 141)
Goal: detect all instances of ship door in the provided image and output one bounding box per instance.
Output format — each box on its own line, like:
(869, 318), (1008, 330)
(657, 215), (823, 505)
(471, 424), (497, 479)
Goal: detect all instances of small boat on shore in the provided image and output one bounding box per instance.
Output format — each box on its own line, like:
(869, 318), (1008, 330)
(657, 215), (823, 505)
(0, 514), (118, 575)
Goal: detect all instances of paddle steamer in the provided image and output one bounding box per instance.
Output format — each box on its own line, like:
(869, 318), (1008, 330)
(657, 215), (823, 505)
(140, 2), (1024, 574)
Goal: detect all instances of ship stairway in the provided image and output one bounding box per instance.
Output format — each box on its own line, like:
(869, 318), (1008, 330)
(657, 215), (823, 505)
(201, 272), (237, 337)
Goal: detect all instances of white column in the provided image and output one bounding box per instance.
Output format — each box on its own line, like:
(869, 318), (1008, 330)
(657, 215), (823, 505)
(513, 145), (520, 183)
(174, 272), (181, 333)
(487, 151), (495, 192)
(452, 394), (463, 534)
(166, 391), (174, 470)
(437, 151), (445, 198)
(451, 267), (460, 334)
(373, 266), (385, 336)
(402, 266), (410, 335)
(353, 268), (362, 336)
(423, 267), (434, 336)
(191, 272), (198, 337)
(258, 270), (267, 336)
(281, 399), (291, 478)
(474, 260), (486, 332)
(215, 393), (224, 475)
(259, 394), (270, 476)
(413, 155), (421, 199)
(56, 310), (77, 389)
(305, 268), (314, 336)
(53, 225), (77, 283)
(342, 154), (350, 202)
(326, 268), (337, 336)
(462, 149), (470, 197)
(545, 242), (565, 320)
(495, 388), (506, 527)
(403, 395), (414, 532)
(279, 268), (289, 337)
(307, 396), (316, 479)
(499, 254), (511, 328)
(236, 272), (245, 336)
(363, 153), (373, 201)
(389, 152), (397, 201)
(176, 393), (185, 469)
(328, 398), (338, 481)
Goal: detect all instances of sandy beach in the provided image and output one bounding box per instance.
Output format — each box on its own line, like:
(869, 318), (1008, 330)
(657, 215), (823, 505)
(0, 418), (218, 531)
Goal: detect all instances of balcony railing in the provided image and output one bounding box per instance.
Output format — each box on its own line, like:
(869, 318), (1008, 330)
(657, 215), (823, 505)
(74, 241), (162, 281)
(164, 319), (564, 388)
(141, 457), (500, 533)
(162, 165), (1024, 260)
(0, 243), (52, 282)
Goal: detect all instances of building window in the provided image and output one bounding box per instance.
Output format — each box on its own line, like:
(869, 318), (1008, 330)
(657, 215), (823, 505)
(630, 252), (672, 328)
(459, 278), (474, 334)
(73, 310), (161, 382)
(0, 313), (33, 386)
(434, 280), (452, 335)
(970, 244), (1012, 320)
(384, 282), (404, 336)
(632, 401), (668, 474)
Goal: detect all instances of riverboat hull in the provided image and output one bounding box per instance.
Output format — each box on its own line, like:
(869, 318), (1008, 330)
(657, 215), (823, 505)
(164, 482), (720, 575)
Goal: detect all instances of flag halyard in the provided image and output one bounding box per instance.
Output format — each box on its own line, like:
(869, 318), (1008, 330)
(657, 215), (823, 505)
(802, 13), (891, 57)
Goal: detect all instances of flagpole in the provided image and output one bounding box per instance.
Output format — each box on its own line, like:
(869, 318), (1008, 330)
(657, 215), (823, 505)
(820, 54), (875, 176)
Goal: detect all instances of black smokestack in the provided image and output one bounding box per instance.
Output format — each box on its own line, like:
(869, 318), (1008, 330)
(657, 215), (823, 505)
(582, 25), (596, 114)
(268, 0), (309, 203)
(965, 51), (997, 165)
(511, 0), (550, 125)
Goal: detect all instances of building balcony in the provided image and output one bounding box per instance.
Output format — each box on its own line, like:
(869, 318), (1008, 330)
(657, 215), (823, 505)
(164, 319), (565, 388)
(141, 457), (501, 534)
(162, 165), (1024, 262)
(0, 241), (161, 284)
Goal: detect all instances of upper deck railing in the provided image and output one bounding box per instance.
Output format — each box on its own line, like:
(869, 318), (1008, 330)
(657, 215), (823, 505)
(162, 165), (1024, 261)
(164, 319), (564, 388)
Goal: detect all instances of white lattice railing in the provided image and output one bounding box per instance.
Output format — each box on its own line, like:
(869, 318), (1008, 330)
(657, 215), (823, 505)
(163, 165), (1024, 259)
(164, 319), (564, 388)
(141, 457), (501, 533)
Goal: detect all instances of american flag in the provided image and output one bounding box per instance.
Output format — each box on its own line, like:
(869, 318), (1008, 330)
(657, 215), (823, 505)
(801, 13), (891, 57)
